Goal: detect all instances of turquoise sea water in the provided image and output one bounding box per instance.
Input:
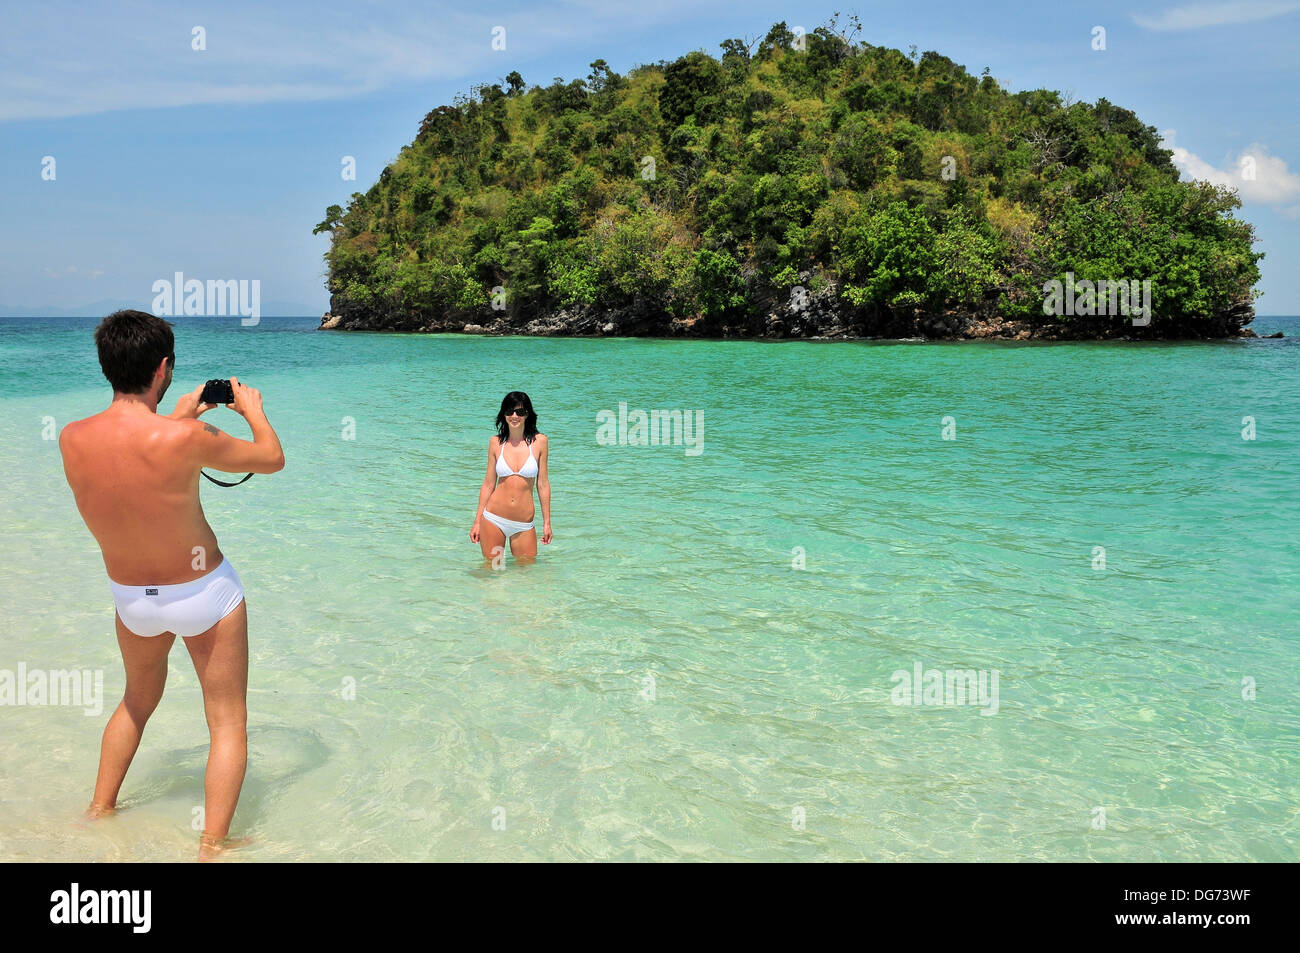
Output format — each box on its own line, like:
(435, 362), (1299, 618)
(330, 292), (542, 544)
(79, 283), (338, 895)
(1, 314), (1297, 862)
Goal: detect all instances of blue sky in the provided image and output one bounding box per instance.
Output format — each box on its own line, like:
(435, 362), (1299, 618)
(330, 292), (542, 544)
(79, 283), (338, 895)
(1, 0), (1297, 314)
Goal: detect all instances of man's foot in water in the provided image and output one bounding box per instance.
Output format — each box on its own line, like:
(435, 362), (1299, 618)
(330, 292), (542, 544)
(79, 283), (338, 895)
(75, 801), (117, 826)
(198, 830), (254, 862)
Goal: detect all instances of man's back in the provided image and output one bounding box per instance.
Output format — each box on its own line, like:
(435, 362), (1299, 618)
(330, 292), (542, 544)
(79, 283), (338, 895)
(61, 407), (221, 586)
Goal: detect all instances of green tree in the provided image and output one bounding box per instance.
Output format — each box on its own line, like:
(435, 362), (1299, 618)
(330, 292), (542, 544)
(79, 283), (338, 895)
(693, 248), (746, 316)
(313, 205), (344, 235)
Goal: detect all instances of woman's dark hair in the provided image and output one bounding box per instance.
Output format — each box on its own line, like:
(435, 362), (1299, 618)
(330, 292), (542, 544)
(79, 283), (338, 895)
(94, 310), (174, 393)
(495, 391), (538, 443)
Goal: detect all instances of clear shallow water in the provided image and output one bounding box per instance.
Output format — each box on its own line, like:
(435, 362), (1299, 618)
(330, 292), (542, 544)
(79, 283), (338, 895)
(1, 314), (1297, 862)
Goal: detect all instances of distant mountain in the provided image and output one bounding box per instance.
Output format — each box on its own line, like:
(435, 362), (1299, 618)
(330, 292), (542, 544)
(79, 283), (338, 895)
(0, 299), (325, 318)
(0, 299), (138, 318)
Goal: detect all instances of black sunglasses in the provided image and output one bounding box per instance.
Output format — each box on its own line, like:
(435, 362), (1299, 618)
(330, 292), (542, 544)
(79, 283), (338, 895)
(505, 406), (527, 417)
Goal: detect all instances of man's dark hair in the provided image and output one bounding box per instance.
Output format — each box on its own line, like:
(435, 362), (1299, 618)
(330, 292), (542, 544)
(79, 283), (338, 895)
(94, 310), (175, 393)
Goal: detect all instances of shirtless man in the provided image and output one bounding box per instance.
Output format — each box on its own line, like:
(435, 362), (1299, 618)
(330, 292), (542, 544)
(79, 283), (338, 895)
(58, 310), (284, 861)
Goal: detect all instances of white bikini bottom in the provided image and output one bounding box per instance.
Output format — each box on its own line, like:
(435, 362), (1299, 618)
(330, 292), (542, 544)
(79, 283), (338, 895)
(482, 510), (535, 538)
(109, 558), (245, 638)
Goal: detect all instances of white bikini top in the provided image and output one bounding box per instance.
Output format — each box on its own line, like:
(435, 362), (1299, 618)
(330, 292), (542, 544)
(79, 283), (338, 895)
(496, 438), (538, 479)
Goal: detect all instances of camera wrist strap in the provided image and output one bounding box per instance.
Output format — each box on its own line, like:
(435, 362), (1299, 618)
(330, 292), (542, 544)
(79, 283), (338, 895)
(201, 471), (254, 487)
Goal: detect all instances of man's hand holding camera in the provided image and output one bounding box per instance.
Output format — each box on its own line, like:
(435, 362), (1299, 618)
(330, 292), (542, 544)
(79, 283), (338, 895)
(169, 376), (264, 422)
(169, 384), (217, 421)
(227, 377), (265, 420)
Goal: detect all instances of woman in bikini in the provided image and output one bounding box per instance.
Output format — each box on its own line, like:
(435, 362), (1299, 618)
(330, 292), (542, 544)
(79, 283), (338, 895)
(470, 391), (551, 562)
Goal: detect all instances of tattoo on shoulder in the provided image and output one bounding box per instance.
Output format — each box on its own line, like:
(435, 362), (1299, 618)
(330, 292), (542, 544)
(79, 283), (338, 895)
(202, 423), (220, 436)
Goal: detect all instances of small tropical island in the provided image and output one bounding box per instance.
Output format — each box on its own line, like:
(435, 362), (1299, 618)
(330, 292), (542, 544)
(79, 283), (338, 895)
(314, 17), (1265, 340)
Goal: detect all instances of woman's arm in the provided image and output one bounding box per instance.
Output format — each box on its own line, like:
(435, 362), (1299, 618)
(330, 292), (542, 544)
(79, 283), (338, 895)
(536, 434), (552, 544)
(469, 437), (499, 542)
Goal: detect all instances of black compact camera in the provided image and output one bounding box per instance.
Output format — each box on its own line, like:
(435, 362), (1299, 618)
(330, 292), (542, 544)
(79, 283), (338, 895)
(201, 379), (234, 404)
(197, 377), (254, 488)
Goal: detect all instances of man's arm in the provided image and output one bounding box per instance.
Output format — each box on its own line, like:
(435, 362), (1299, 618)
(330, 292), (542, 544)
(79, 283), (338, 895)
(186, 377), (284, 474)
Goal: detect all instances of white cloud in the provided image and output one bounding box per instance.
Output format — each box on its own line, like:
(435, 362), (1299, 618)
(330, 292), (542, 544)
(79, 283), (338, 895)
(1159, 131), (1300, 210)
(44, 265), (104, 279)
(0, 8), (482, 121)
(0, 0), (713, 121)
(1134, 1), (1300, 30)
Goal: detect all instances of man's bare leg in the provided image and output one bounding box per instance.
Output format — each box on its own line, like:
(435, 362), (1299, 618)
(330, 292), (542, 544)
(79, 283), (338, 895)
(88, 614), (175, 816)
(182, 599), (248, 861)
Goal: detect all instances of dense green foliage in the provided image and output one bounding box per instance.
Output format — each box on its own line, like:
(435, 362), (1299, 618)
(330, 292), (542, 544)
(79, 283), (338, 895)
(318, 19), (1261, 333)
